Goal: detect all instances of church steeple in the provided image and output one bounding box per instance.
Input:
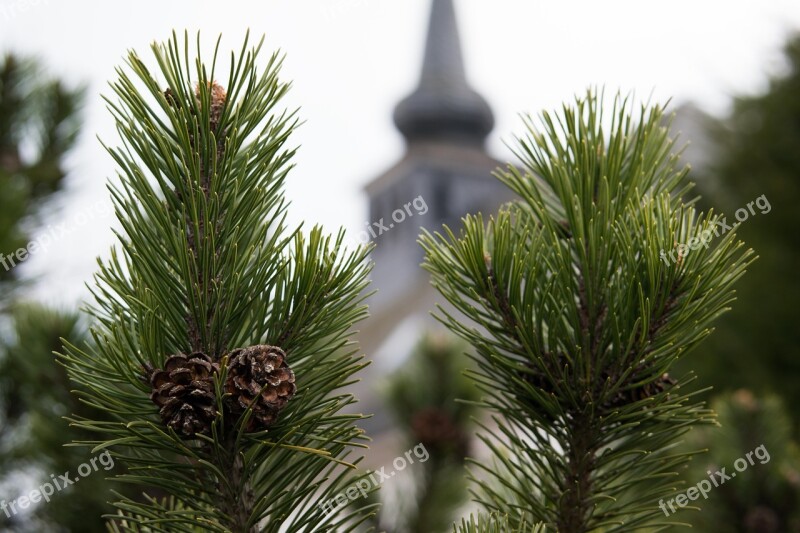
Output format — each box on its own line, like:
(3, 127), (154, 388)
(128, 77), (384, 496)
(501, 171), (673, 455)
(360, 0), (512, 364)
(393, 0), (494, 145)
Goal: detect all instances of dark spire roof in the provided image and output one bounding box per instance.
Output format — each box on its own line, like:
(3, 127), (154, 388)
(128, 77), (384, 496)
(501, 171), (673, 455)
(393, 0), (494, 144)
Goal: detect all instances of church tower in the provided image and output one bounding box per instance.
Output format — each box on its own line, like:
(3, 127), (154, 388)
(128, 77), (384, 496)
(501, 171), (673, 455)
(360, 0), (514, 363)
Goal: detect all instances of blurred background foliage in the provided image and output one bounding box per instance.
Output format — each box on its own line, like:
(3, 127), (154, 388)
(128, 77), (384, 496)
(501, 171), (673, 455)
(0, 304), (127, 532)
(677, 34), (800, 431)
(0, 53), (83, 294)
(0, 53), (127, 532)
(373, 332), (478, 533)
(668, 33), (800, 533)
(676, 391), (800, 532)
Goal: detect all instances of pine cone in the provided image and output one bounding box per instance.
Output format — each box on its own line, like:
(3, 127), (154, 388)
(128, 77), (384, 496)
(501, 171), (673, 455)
(149, 352), (220, 437)
(410, 407), (469, 459)
(224, 345), (296, 431)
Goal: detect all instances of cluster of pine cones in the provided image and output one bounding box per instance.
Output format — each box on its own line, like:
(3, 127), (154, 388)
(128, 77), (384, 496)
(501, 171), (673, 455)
(147, 345), (296, 438)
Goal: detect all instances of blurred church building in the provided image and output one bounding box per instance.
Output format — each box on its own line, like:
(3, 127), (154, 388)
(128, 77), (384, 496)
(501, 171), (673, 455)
(357, 0), (515, 439)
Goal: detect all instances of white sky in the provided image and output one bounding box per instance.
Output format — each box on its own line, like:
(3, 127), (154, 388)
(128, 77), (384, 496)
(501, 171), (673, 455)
(1, 0), (799, 306)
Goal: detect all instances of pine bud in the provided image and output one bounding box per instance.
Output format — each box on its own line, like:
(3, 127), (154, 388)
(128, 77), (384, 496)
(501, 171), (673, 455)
(195, 81), (227, 132)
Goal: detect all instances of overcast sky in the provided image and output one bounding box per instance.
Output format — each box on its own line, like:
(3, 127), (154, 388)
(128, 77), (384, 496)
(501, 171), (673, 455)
(1, 0), (799, 306)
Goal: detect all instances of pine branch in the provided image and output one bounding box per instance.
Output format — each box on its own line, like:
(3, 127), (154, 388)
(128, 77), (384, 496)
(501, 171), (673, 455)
(421, 91), (754, 531)
(60, 32), (375, 532)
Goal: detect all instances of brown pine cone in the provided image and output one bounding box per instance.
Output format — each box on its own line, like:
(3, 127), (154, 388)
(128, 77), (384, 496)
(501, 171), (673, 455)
(149, 352), (220, 438)
(224, 345), (296, 431)
(410, 407), (469, 459)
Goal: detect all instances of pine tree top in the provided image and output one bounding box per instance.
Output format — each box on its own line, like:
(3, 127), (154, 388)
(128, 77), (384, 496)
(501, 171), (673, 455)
(60, 32), (376, 532)
(420, 90), (754, 531)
